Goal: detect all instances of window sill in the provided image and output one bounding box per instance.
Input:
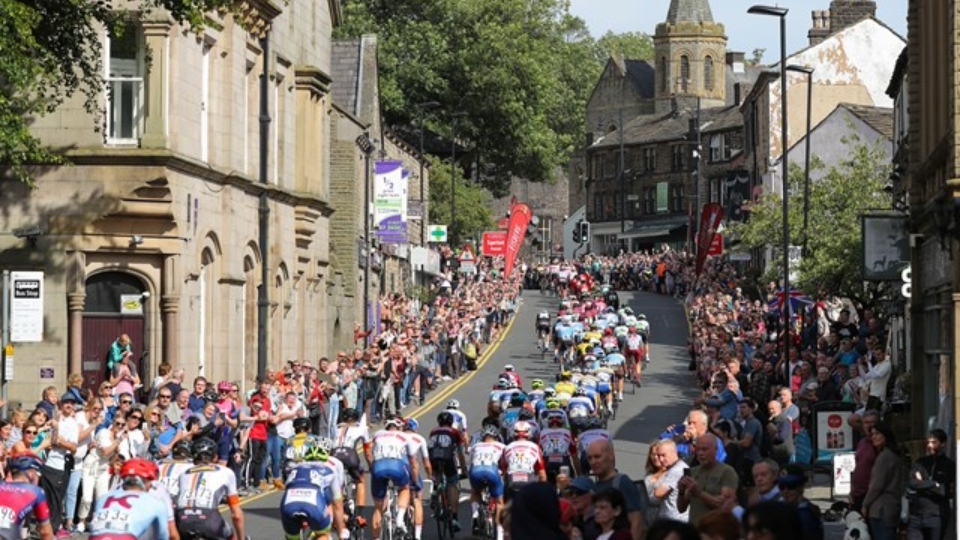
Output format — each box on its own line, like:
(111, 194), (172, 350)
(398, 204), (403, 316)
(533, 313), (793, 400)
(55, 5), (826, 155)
(105, 139), (141, 148)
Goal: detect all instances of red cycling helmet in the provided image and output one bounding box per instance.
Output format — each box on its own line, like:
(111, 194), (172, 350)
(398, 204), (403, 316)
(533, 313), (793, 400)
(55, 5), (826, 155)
(217, 381), (233, 393)
(120, 458), (159, 482)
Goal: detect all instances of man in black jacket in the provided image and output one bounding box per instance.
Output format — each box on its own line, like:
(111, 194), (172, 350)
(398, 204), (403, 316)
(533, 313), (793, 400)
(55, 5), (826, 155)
(907, 429), (955, 540)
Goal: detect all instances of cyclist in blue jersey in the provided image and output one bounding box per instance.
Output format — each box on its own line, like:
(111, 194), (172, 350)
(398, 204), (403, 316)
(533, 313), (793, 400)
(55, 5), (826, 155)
(89, 458), (171, 540)
(0, 453), (53, 540)
(280, 438), (335, 540)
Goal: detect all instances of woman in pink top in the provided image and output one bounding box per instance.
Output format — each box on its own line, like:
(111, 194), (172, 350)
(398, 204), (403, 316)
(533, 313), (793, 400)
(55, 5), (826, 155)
(110, 354), (141, 401)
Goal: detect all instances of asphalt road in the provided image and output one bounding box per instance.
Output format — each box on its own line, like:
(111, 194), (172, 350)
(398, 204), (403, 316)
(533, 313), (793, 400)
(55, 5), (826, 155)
(224, 289), (699, 539)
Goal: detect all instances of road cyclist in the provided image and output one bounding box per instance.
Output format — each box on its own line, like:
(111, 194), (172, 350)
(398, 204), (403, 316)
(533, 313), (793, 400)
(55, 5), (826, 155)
(367, 414), (419, 540)
(0, 453), (54, 540)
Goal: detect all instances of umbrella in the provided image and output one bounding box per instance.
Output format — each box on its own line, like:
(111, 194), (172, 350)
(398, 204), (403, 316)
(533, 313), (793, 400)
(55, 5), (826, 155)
(768, 288), (813, 317)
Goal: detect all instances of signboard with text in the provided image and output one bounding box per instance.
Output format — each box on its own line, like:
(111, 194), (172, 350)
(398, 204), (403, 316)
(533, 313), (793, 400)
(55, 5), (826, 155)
(11, 271), (44, 342)
(374, 161), (408, 244)
(707, 233), (723, 257)
(482, 231), (507, 257)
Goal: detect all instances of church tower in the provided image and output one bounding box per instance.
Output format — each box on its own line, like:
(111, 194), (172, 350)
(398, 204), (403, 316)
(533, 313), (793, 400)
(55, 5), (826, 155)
(653, 0), (728, 113)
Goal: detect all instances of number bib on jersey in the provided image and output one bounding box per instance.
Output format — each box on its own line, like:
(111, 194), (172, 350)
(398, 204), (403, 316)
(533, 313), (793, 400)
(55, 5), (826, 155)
(286, 488), (318, 505)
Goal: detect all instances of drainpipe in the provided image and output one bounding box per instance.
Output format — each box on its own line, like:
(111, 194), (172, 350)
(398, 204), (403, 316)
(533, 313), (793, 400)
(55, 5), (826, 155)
(257, 31), (271, 381)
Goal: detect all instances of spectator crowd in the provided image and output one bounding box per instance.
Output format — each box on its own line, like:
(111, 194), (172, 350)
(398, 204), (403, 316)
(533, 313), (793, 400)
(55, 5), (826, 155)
(0, 255), (521, 538)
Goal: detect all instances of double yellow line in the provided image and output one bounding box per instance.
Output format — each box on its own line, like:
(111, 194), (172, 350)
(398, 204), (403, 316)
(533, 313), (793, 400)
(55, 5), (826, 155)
(228, 305), (521, 509)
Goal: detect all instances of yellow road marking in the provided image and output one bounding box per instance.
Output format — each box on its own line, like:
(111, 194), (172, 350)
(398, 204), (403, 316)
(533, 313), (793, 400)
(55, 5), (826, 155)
(225, 304), (522, 510)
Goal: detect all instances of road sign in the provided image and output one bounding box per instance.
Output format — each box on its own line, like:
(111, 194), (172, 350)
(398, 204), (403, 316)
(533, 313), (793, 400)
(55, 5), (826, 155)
(482, 232), (507, 257)
(428, 225), (448, 243)
(458, 246), (476, 273)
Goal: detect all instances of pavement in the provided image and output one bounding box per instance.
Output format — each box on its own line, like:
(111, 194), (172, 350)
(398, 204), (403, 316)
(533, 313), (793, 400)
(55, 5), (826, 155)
(71, 288), (850, 538)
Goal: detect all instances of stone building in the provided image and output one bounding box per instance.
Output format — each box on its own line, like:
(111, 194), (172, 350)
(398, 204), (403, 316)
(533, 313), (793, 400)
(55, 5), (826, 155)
(490, 175), (570, 262)
(899, 0), (959, 446)
(740, 2), (904, 200)
(579, 0), (758, 255)
(0, 0), (340, 405)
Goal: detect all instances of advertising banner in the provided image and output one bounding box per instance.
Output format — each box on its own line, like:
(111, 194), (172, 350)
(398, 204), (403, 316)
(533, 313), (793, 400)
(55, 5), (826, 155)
(695, 203), (725, 276)
(503, 203), (532, 277)
(812, 402), (857, 465)
(482, 231), (507, 257)
(374, 161), (408, 244)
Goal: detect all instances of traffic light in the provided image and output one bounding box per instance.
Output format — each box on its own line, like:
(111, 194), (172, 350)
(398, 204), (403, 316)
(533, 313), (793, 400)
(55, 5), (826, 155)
(572, 219), (582, 243)
(579, 222), (590, 242)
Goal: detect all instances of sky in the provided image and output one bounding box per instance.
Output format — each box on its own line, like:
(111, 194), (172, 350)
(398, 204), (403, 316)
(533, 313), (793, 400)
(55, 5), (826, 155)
(568, 0), (907, 61)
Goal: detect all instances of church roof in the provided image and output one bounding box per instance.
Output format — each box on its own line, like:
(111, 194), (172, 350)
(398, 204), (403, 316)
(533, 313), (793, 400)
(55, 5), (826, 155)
(665, 0), (714, 24)
(623, 59), (656, 100)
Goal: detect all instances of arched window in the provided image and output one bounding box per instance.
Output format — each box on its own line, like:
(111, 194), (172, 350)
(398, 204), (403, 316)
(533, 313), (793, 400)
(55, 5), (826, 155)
(659, 56), (667, 92)
(680, 55), (690, 92)
(704, 56), (714, 91)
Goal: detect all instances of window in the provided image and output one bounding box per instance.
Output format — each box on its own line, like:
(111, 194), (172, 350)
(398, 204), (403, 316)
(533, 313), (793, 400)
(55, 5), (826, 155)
(659, 56), (667, 92)
(643, 147), (656, 172)
(644, 188), (655, 214)
(104, 23), (144, 144)
(704, 56), (714, 91)
(670, 184), (685, 212)
(679, 55), (690, 93)
(672, 145), (685, 171)
(710, 134), (726, 162)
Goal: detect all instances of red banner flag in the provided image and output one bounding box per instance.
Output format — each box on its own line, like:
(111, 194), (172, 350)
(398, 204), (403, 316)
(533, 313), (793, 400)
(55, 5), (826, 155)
(482, 231), (507, 257)
(503, 203), (531, 277)
(695, 203), (725, 276)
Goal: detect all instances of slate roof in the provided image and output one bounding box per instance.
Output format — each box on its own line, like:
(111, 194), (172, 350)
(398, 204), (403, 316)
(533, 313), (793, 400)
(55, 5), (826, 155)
(331, 40), (361, 116)
(665, 0), (714, 24)
(839, 103), (894, 138)
(591, 103), (743, 149)
(624, 59), (656, 100)
(724, 63), (765, 107)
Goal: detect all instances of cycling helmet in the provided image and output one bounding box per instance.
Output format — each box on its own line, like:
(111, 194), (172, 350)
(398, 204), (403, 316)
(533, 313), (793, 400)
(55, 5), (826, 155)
(547, 415), (566, 428)
(560, 371), (572, 381)
(504, 364), (515, 372)
(304, 441), (329, 462)
(7, 453), (43, 474)
(481, 425), (500, 439)
(531, 379), (544, 390)
(120, 458), (158, 482)
(341, 408), (361, 423)
(446, 399), (460, 410)
(572, 367), (582, 374)
(496, 378), (511, 389)
(481, 416), (500, 428)
(623, 307), (634, 315)
(545, 399), (561, 410)
(437, 411), (455, 427)
(509, 394), (526, 408)
(172, 440), (193, 459)
(385, 415), (405, 430)
(293, 417), (311, 434)
(518, 408), (535, 421)
(192, 437), (218, 460)
(543, 387), (556, 397)
(574, 387), (586, 397)
(217, 381), (233, 393)
(512, 421), (532, 440)
(638, 314), (647, 320)
(405, 418), (419, 432)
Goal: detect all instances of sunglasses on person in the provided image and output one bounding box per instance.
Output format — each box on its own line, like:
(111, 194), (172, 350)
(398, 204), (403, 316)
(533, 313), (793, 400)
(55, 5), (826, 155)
(24, 429), (38, 435)
(158, 393), (172, 399)
(128, 415), (143, 422)
(121, 400), (133, 405)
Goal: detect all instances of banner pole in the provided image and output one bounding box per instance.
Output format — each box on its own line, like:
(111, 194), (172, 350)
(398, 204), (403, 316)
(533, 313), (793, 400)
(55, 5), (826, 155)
(1, 270), (9, 418)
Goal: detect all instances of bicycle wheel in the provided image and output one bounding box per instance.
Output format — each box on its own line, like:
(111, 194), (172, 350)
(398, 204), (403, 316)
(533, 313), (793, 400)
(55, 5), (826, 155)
(434, 489), (447, 540)
(610, 397), (618, 420)
(384, 488), (397, 540)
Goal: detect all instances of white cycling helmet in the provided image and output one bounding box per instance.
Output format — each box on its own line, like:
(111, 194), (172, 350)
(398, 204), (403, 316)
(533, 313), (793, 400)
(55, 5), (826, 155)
(447, 399), (460, 409)
(504, 364), (515, 372)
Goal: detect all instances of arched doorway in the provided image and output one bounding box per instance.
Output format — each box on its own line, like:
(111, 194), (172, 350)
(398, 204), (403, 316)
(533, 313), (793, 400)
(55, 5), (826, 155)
(81, 272), (147, 390)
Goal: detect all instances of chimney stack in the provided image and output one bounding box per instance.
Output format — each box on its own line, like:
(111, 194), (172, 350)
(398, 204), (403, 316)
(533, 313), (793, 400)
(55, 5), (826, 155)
(830, 1), (877, 33)
(808, 9), (831, 46)
(725, 52), (745, 74)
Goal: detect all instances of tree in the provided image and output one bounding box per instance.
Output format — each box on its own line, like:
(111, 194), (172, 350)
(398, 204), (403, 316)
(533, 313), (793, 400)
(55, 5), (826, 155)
(1, 0), (236, 184)
(747, 47), (766, 66)
(426, 156), (494, 246)
(336, 0), (601, 193)
(593, 30), (654, 63)
(727, 138), (895, 311)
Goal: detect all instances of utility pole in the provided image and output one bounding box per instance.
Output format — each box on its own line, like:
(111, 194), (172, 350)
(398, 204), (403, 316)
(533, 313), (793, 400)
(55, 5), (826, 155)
(618, 108), (626, 247)
(450, 111), (468, 247)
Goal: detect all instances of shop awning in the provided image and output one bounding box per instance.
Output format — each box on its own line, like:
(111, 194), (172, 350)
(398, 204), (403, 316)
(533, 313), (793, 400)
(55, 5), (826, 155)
(617, 218), (687, 240)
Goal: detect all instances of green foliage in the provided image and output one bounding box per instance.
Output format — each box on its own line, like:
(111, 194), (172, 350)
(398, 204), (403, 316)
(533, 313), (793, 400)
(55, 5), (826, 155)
(426, 155), (493, 246)
(336, 0), (625, 192)
(593, 30), (654, 63)
(727, 138), (894, 310)
(748, 48), (766, 66)
(0, 0), (244, 185)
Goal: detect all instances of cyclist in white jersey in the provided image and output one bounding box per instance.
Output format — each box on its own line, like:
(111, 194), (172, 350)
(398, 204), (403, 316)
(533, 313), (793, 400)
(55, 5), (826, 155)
(330, 408), (372, 507)
(403, 419), (432, 540)
(147, 474), (179, 540)
(445, 400), (469, 437)
(636, 314), (651, 361)
(501, 422), (546, 497)
(157, 440), (194, 502)
(89, 458), (171, 540)
(175, 437), (245, 540)
(368, 415), (420, 540)
(467, 426), (506, 537)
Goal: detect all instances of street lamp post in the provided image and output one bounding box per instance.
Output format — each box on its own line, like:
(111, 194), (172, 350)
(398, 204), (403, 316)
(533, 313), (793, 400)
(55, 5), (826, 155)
(356, 133), (375, 339)
(749, 4), (791, 361)
(786, 65), (814, 257)
(417, 101), (440, 246)
(450, 111), (468, 246)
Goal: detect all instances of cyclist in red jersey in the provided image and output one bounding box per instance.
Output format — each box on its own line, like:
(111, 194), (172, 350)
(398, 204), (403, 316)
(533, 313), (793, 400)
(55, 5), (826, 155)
(0, 453), (54, 540)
